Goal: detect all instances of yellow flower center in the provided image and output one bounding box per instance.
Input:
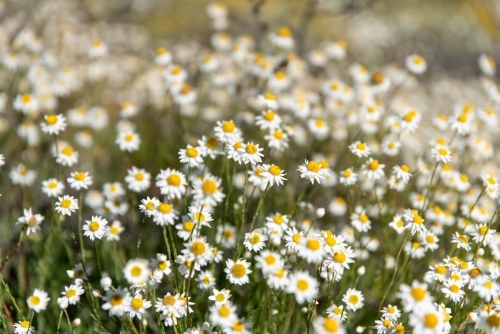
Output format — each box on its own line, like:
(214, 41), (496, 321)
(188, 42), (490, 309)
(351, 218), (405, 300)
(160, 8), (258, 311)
(401, 165), (409, 173)
(132, 298), (143, 309)
(163, 295), (176, 306)
(307, 239), (320, 250)
(219, 305), (230, 317)
(343, 169), (351, 178)
(135, 173), (144, 181)
(20, 320), (30, 328)
(307, 161), (320, 173)
(359, 214), (369, 223)
(111, 294), (123, 306)
(186, 147), (198, 158)
(315, 119), (325, 127)
(368, 160), (379, 170)
(265, 255), (276, 265)
(356, 142), (366, 150)
(192, 241), (206, 256)
(159, 203), (172, 214)
(371, 72), (385, 85)
(74, 172), (86, 181)
(436, 265), (446, 275)
(125, 134), (134, 142)
(264, 111), (275, 121)
(202, 180), (217, 194)
(65, 289), (76, 297)
(167, 174), (181, 186)
(349, 294), (359, 305)
(61, 199), (72, 208)
(333, 252), (346, 263)
(22, 94), (32, 103)
(450, 285), (459, 293)
(403, 110), (417, 122)
(46, 114), (58, 125)
(424, 313), (439, 329)
(411, 287), (426, 301)
(292, 233), (302, 244)
(246, 144), (258, 154)
(269, 165), (282, 176)
(30, 296), (40, 306)
(323, 318), (339, 332)
(207, 137), (218, 149)
(184, 221), (194, 232)
(216, 293), (226, 302)
(297, 279), (309, 291)
(231, 263), (246, 278)
(222, 121), (235, 133)
(277, 27), (292, 37)
(89, 221), (100, 232)
(487, 314), (500, 327)
(61, 147), (74, 156)
(250, 234), (261, 244)
(438, 148), (448, 156)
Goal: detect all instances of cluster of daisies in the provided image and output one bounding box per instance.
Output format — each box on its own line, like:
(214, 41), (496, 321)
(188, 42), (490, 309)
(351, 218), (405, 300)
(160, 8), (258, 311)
(4, 1), (500, 334)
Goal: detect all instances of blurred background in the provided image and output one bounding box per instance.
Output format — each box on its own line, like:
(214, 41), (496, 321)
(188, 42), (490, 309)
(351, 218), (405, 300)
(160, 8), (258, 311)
(1, 0), (499, 77)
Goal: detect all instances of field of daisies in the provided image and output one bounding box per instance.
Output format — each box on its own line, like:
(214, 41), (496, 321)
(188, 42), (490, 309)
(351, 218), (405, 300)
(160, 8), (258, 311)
(2, 0), (500, 333)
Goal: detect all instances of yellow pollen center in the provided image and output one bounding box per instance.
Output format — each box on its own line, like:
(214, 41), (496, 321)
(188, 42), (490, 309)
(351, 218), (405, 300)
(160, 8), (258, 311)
(356, 142), (366, 150)
(307, 161), (320, 172)
(265, 255), (276, 265)
(184, 221), (194, 232)
(359, 214), (369, 223)
(343, 169), (351, 177)
(487, 314), (500, 327)
(264, 93), (276, 100)
(292, 233), (301, 243)
(20, 321), (30, 328)
(222, 121), (235, 133)
(323, 318), (339, 332)
(219, 305), (230, 317)
(46, 114), (58, 125)
(159, 203), (172, 214)
(192, 242), (206, 255)
(202, 180), (217, 194)
(333, 252), (346, 263)
(111, 294), (123, 306)
(438, 148), (448, 156)
(277, 27), (292, 37)
(61, 147), (74, 156)
(246, 144), (258, 154)
(368, 160), (379, 170)
(401, 165), (409, 172)
(264, 111), (275, 121)
(186, 147), (198, 158)
(436, 266), (446, 275)
(22, 94), (31, 103)
(30, 296), (40, 306)
(163, 295), (176, 306)
(132, 298), (143, 309)
(61, 199), (72, 208)
(411, 287), (426, 301)
(207, 137), (218, 149)
(403, 110), (417, 122)
(231, 263), (246, 278)
(424, 313), (439, 328)
(307, 239), (320, 250)
(349, 295), (359, 305)
(297, 279), (309, 291)
(250, 234), (261, 244)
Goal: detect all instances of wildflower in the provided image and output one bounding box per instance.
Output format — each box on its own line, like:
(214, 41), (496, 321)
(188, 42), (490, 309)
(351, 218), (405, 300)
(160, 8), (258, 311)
(55, 142), (79, 166)
(128, 293), (152, 320)
(396, 280), (433, 312)
(327, 304), (347, 322)
(308, 119), (330, 140)
(192, 174), (225, 207)
(116, 130), (141, 152)
(261, 164), (287, 186)
(197, 271), (216, 290)
(102, 289), (132, 317)
(286, 271), (319, 304)
(156, 168), (187, 199)
(298, 235), (325, 264)
(225, 259), (252, 285)
(55, 195), (79, 216)
(13, 320), (36, 334)
(313, 316), (345, 334)
(362, 158), (385, 180)
(403, 209), (427, 235)
(408, 305), (445, 334)
(83, 216), (108, 240)
(255, 110), (282, 131)
(13, 93), (39, 114)
(198, 136), (222, 159)
(350, 208), (372, 232)
(348, 141), (371, 158)
(27, 289), (50, 313)
(441, 278), (464, 303)
(124, 259), (151, 286)
(325, 246), (356, 276)
(57, 284), (84, 309)
(342, 288), (364, 311)
(381, 304), (401, 321)
(16, 208), (44, 236)
(339, 168), (357, 186)
(406, 54), (427, 74)
(41, 178), (65, 197)
(10, 163), (37, 186)
(150, 253), (172, 279)
(451, 232), (471, 251)
(209, 302), (238, 328)
(179, 145), (204, 167)
(209, 288), (232, 305)
(67, 171), (92, 190)
(153, 202), (179, 226)
(257, 93), (279, 110)
(244, 229), (268, 252)
(479, 53), (496, 76)
(382, 139), (401, 156)
(431, 145), (452, 163)
(125, 166), (150, 192)
(269, 27), (294, 50)
(298, 159), (324, 184)
(237, 142), (264, 165)
(215, 120), (243, 144)
(88, 39), (108, 58)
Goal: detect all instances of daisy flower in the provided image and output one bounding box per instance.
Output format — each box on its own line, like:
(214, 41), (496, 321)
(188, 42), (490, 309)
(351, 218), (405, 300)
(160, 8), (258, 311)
(55, 143), (78, 166)
(209, 288), (232, 305)
(57, 284), (84, 308)
(150, 253), (172, 278)
(431, 145), (452, 163)
(41, 178), (65, 197)
(327, 304), (347, 322)
(156, 168), (187, 199)
(102, 289), (132, 317)
(441, 278), (464, 303)
(13, 319), (36, 334)
(406, 54), (426, 74)
(192, 174), (225, 207)
(41, 113), (67, 135)
(403, 209), (427, 235)
(243, 228), (268, 252)
(284, 227), (305, 251)
(339, 168), (357, 186)
(408, 305), (445, 334)
(179, 145), (204, 167)
(255, 110), (282, 131)
(257, 93), (279, 110)
(264, 128), (289, 151)
(67, 171), (92, 190)
(298, 159), (324, 184)
(128, 293), (152, 320)
(297, 235), (324, 264)
(27, 289), (50, 313)
(348, 141), (371, 158)
(214, 120), (243, 144)
(16, 208), (44, 235)
(396, 280), (433, 312)
(261, 164), (287, 186)
(83, 216), (108, 241)
(255, 250), (282, 275)
(286, 271), (319, 304)
(381, 304), (401, 321)
(198, 136), (222, 159)
(125, 166), (151, 192)
(153, 202), (179, 226)
(106, 220), (124, 241)
(184, 236), (214, 266)
(116, 130), (141, 152)
(237, 142), (264, 165)
(361, 158), (385, 180)
(269, 27), (294, 50)
(13, 93), (39, 114)
(225, 259), (252, 285)
(55, 195), (79, 216)
(209, 302), (238, 328)
(124, 258), (151, 286)
(313, 316), (345, 334)
(10, 163), (37, 186)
